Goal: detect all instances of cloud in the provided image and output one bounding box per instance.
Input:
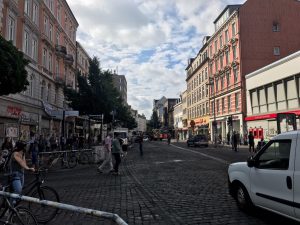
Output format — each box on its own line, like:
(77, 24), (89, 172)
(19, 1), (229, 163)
(67, 0), (246, 119)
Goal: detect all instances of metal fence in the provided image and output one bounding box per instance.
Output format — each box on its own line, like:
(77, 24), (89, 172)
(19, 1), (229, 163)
(0, 191), (128, 225)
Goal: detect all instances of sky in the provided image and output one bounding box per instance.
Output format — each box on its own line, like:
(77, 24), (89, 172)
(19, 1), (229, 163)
(66, 0), (246, 119)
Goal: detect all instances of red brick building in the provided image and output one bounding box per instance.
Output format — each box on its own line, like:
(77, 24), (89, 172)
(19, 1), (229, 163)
(208, 0), (300, 142)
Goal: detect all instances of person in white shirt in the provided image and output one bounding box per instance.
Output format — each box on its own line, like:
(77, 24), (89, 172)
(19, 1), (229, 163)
(97, 134), (113, 173)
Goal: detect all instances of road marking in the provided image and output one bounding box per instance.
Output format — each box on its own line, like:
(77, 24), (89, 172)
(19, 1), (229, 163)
(171, 145), (230, 165)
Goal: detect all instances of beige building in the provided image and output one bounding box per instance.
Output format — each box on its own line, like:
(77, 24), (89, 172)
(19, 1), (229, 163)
(186, 36), (210, 138)
(76, 41), (90, 77)
(0, 0), (78, 142)
(181, 90), (188, 139)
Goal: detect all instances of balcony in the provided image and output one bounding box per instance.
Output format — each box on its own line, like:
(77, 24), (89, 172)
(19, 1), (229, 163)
(64, 54), (74, 65)
(230, 37), (238, 44)
(54, 75), (65, 86)
(55, 45), (67, 57)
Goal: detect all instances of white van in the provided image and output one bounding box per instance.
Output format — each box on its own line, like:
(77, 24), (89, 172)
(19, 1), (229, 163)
(228, 130), (300, 222)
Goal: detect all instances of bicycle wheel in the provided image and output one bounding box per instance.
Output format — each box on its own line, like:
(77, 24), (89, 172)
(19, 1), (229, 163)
(28, 186), (60, 224)
(78, 152), (89, 164)
(9, 207), (38, 225)
(67, 153), (77, 168)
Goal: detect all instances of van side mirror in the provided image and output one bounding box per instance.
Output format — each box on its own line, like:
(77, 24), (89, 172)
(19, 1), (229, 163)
(247, 156), (256, 168)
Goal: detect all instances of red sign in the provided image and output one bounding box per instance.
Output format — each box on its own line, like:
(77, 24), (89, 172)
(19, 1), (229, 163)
(245, 110), (300, 121)
(7, 106), (22, 117)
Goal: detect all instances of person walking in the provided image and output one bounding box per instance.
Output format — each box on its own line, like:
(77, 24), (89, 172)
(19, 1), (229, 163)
(227, 132), (230, 145)
(138, 134), (143, 156)
(248, 132), (255, 153)
(11, 141), (35, 202)
(97, 134), (113, 173)
(232, 131), (238, 152)
(30, 140), (39, 170)
(167, 133), (171, 145)
(111, 135), (122, 175)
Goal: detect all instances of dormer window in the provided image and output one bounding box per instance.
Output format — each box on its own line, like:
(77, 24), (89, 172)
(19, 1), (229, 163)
(272, 22), (280, 32)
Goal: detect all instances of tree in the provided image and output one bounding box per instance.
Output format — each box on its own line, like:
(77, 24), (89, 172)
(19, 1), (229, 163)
(64, 57), (137, 129)
(0, 36), (29, 95)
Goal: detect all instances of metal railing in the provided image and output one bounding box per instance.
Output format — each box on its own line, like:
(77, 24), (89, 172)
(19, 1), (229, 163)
(0, 191), (128, 225)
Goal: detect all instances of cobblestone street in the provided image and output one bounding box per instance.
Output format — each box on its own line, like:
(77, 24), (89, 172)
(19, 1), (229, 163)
(40, 141), (300, 225)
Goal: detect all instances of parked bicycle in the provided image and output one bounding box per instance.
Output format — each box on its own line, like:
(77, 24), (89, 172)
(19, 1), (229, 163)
(0, 185), (38, 225)
(22, 169), (60, 224)
(39, 151), (77, 169)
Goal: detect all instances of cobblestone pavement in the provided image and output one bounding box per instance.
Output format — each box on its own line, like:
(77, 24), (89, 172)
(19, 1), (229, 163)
(36, 141), (300, 225)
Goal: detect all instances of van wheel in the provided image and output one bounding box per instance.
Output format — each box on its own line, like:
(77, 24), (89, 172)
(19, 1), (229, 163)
(236, 184), (252, 211)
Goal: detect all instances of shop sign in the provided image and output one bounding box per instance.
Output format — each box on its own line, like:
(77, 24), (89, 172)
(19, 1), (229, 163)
(7, 106), (22, 118)
(5, 126), (18, 138)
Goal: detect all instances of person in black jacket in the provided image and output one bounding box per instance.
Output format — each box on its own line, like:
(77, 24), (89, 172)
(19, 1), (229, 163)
(248, 132), (255, 153)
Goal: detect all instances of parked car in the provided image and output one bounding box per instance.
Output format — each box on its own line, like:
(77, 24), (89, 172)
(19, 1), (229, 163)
(228, 130), (300, 222)
(187, 135), (208, 147)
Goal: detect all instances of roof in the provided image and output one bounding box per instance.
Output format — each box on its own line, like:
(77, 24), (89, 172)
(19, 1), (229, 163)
(213, 4), (241, 24)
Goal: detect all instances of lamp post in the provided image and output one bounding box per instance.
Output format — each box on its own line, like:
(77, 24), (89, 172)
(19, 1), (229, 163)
(207, 78), (217, 147)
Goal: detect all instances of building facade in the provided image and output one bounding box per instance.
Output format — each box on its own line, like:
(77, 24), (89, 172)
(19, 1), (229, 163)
(76, 41), (90, 77)
(0, 0), (78, 143)
(173, 98), (183, 140)
(207, 0), (300, 143)
(246, 51), (300, 144)
(112, 74), (127, 104)
(181, 90), (188, 140)
(186, 36), (210, 138)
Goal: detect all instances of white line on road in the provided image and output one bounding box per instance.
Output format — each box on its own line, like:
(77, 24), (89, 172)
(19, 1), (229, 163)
(171, 144), (230, 165)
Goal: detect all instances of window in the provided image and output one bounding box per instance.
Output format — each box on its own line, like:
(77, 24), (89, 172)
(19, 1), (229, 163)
(225, 50), (229, 65)
(206, 102), (209, 115)
(206, 85), (208, 97)
(219, 35), (223, 48)
(23, 31), (30, 55)
(256, 140), (291, 170)
(220, 76), (224, 90)
(235, 93), (239, 110)
(32, 3), (38, 24)
(49, 23), (53, 41)
(44, 16), (48, 35)
(55, 59), (59, 75)
(232, 45), (237, 59)
(7, 15), (16, 43)
(210, 45), (213, 57)
(56, 33), (60, 45)
(49, 0), (53, 12)
(47, 84), (51, 102)
(233, 67), (239, 83)
(274, 47), (280, 56)
(222, 98), (225, 113)
(215, 78), (219, 92)
(227, 95), (231, 112)
(205, 67), (208, 79)
(214, 40), (218, 53)
(225, 30), (229, 43)
(41, 81), (46, 100)
(272, 22), (280, 32)
(216, 99), (219, 113)
(43, 48), (47, 67)
(220, 54), (224, 68)
(48, 52), (52, 72)
(31, 38), (37, 60)
(232, 22), (236, 36)
(226, 71), (230, 87)
(57, 4), (61, 22)
(24, 0), (30, 15)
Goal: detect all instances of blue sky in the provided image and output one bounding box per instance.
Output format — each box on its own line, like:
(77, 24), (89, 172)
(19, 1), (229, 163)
(67, 0), (246, 119)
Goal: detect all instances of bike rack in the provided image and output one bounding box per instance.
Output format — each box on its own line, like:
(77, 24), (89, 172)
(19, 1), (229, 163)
(0, 191), (128, 225)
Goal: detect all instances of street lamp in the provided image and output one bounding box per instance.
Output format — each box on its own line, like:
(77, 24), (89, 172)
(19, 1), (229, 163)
(206, 78), (217, 147)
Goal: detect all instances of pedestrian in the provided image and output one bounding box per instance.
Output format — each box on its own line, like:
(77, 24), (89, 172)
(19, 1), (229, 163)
(138, 134), (143, 156)
(38, 135), (46, 153)
(111, 135), (122, 175)
(1, 137), (13, 166)
(232, 131), (238, 152)
(167, 133), (171, 145)
(227, 132), (230, 145)
(50, 134), (57, 151)
(30, 140), (39, 170)
(97, 134), (113, 173)
(248, 131), (255, 153)
(11, 141), (35, 203)
(177, 133), (179, 142)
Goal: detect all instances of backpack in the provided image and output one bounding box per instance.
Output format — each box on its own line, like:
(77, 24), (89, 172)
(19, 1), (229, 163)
(0, 149), (13, 177)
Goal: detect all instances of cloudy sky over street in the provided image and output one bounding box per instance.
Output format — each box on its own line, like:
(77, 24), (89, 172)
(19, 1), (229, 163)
(67, 0), (246, 119)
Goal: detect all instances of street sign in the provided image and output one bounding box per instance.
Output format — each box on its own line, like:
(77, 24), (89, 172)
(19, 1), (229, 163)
(89, 114), (104, 120)
(51, 110), (63, 119)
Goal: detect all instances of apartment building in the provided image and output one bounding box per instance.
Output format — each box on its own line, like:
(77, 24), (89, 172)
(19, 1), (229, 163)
(173, 98), (183, 140)
(0, 0), (78, 143)
(76, 41), (90, 77)
(207, 0), (300, 142)
(181, 90), (188, 139)
(112, 74), (127, 104)
(186, 36), (210, 138)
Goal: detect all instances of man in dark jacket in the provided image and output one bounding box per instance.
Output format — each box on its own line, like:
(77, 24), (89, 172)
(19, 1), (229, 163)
(248, 132), (255, 153)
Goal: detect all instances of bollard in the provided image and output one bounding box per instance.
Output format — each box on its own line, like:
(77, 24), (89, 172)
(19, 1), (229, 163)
(0, 191), (128, 225)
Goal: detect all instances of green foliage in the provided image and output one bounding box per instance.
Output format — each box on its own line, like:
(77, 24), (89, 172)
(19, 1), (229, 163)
(64, 57), (137, 129)
(0, 36), (29, 96)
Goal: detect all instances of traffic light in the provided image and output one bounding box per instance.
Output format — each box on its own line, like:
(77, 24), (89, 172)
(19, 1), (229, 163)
(227, 116), (233, 126)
